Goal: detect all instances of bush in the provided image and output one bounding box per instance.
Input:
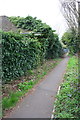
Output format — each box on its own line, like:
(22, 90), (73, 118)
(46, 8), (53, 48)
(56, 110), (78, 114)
(2, 31), (42, 83)
(2, 16), (63, 83)
(9, 15), (63, 58)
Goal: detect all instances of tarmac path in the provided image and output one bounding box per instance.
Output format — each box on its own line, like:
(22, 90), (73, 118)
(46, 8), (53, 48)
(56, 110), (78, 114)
(8, 57), (69, 118)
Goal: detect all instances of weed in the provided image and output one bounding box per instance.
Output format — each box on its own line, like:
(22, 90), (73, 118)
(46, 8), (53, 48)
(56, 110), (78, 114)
(54, 56), (79, 118)
(2, 58), (62, 113)
(2, 91), (23, 110)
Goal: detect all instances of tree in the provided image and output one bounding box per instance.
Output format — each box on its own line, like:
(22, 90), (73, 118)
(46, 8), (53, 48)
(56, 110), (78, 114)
(60, 0), (80, 109)
(59, 0), (78, 32)
(59, 0), (80, 52)
(61, 30), (77, 54)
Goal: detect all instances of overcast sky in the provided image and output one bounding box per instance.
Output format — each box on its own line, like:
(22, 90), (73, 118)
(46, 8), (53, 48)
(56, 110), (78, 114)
(0, 0), (68, 38)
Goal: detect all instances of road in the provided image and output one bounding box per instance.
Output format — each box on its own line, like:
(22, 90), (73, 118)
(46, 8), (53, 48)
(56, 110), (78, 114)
(8, 57), (69, 118)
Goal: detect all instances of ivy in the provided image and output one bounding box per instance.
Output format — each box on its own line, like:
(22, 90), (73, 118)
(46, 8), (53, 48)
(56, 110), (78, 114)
(2, 31), (42, 83)
(1, 16), (63, 83)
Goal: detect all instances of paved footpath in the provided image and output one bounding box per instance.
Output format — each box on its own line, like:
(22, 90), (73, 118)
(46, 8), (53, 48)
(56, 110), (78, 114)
(8, 57), (69, 118)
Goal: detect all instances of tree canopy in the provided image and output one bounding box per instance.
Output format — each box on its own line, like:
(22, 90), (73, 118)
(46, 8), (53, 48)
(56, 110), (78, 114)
(61, 30), (77, 54)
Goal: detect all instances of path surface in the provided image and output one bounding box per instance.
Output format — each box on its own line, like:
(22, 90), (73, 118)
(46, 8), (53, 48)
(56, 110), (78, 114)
(9, 57), (69, 118)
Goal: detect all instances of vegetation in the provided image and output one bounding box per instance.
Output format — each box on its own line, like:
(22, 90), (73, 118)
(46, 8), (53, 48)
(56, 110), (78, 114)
(1, 16), (63, 83)
(2, 58), (61, 112)
(9, 16), (63, 58)
(61, 30), (77, 54)
(1, 15), (64, 116)
(54, 56), (80, 118)
(2, 31), (42, 83)
(9, 16), (43, 32)
(1, 10), (79, 119)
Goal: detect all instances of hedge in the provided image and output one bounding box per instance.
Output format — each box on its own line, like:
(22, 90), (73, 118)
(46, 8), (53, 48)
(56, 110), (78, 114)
(1, 26), (63, 83)
(2, 31), (42, 83)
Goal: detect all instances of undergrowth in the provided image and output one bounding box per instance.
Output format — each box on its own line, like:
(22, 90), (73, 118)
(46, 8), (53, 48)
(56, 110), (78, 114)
(2, 58), (61, 115)
(54, 56), (80, 118)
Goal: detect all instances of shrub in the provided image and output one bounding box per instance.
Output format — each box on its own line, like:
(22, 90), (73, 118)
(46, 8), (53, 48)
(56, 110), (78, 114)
(2, 16), (63, 83)
(9, 15), (63, 59)
(2, 31), (42, 83)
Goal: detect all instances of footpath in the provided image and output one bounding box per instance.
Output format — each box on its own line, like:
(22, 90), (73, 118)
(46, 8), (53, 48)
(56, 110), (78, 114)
(8, 57), (69, 118)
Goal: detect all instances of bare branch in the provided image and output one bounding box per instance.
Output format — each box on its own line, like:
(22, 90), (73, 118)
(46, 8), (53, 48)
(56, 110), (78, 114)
(59, 0), (78, 31)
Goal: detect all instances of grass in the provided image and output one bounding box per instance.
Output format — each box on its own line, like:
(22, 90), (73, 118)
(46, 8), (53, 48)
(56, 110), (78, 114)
(3, 92), (22, 109)
(54, 56), (80, 118)
(2, 58), (62, 114)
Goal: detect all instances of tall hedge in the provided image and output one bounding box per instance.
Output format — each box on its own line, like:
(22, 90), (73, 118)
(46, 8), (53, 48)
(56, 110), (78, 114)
(2, 31), (42, 83)
(9, 15), (63, 58)
(2, 16), (63, 83)
(2, 30), (62, 84)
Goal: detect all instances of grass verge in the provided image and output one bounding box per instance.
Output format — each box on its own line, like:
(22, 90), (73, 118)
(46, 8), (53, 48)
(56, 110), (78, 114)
(54, 56), (80, 118)
(2, 58), (62, 116)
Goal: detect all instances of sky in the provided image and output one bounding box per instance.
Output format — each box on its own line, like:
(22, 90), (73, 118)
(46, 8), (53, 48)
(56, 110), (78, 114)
(0, 0), (68, 38)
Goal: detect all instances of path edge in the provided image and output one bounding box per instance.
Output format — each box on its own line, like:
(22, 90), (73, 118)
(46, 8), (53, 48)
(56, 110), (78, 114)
(51, 85), (61, 119)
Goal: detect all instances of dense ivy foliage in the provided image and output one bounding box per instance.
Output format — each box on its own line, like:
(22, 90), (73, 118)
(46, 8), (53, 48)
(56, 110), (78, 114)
(2, 16), (63, 83)
(9, 16), (43, 31)
(37, 29), (63, 59)
(2, 31), (62, 83)
(9, 15), (63, 59)
(2, 31), (42, 83)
